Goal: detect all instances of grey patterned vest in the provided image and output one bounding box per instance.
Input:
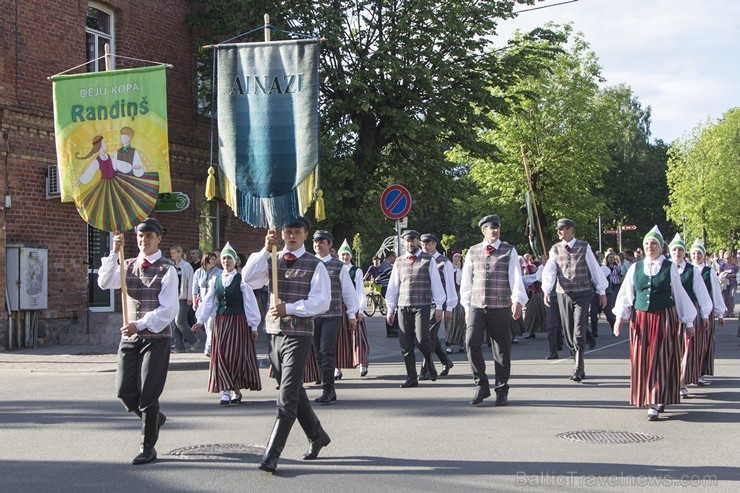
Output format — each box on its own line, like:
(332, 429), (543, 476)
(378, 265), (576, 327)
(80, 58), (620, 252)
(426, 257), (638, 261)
(318, 257), (344, 318)
(553, 240), (592, 294)
(469, 242), (513, 309)
(266, 252), (322, 336)
(124, 256), (174, 340)
(397, 251), (434, 307)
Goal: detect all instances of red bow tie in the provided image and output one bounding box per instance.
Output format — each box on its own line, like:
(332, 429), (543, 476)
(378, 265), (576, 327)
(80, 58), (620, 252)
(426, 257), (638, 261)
(565, 245), (571, 253)
(408, 255), (416, 262)
(283, 252), (297, 261)
(140, 259), (151, 269)
(485, 245), (495, 255)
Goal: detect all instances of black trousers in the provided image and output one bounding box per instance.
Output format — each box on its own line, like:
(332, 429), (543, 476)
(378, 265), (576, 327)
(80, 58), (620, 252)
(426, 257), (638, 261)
(268, 333), (322, 439)
(421, 307), (451, 371)
(465, 307), (511, 395)
(313, 316), (341, 391)
(116, 336), (171, 415)
(557, 291), (591, 353)
(590, 292), (616, 334)
(398, 305), (433, 377)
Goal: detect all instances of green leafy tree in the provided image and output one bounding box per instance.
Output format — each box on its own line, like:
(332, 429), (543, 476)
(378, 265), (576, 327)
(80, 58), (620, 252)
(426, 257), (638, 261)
(666, 107), (740, 250)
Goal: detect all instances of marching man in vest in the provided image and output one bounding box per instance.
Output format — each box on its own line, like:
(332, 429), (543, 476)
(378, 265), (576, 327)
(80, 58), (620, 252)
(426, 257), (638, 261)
(385, 230), (446, 388)
(312, 230), (358, 403)
(242, 217), (332, 473)
(420, 233), (457, 379)
(542, 218), (608, 382)
(460, 215), (529, 406)
(98, 217), (179, 465)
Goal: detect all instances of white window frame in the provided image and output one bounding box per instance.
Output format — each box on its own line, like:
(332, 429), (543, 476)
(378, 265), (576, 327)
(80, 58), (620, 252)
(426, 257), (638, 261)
(86, 2), (115, 72)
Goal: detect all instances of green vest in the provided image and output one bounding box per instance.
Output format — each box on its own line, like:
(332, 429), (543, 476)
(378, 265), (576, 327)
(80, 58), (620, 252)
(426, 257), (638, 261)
(634, 260), (675, 312)
(215, 273), (245, 315)
(678, 263), (698, 303)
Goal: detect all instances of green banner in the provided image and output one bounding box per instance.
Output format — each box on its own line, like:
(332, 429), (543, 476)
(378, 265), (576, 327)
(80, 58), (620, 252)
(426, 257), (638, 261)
(51, 66), (171, 204)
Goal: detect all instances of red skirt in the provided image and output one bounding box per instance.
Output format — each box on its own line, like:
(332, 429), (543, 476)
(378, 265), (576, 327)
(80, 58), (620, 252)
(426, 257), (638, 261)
(629, 307), (681, 407)
(681, 303), (707, 385)
(267, 344), (320, 383)
(352, 317), (370, 367)
(208, 314), (261, 393)
(700, 313), (716, 376)
(335, 310), (355, 369)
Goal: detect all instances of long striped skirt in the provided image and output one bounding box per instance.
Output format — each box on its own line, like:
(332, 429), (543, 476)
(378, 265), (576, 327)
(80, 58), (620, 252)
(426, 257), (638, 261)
(510, 312), (525, 337)
(267, 344), (320, 383)
(523, 292), (547, 334)
(446, 303), (466, 347)
(208, 314), (261, 393)
(629, 308), (681, 407)
(681, 303), (708, 385)
(353, 317), (370, 367)
(336, 311), (356, 369)
(700, 313), (716, 377)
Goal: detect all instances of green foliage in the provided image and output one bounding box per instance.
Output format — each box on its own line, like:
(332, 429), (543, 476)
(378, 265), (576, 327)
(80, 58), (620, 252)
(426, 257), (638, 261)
(352, 233), (363, 267)
(666, 108), (740, 250)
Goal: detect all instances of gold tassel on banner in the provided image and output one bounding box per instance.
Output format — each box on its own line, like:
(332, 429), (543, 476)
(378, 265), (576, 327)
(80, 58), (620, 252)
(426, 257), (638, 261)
(314, 189), (326, 221)
(205, 166), (217, 201)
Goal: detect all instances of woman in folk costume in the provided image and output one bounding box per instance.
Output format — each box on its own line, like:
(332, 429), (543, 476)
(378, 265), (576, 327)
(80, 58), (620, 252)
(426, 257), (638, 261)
(446, 251), (467, 353)
(194, 243), (262, 405)
(689, 238), (726, 385)
(613, 226), (697, 421)
(522, 254), (546, 339)
(338, 240), (371, 376)
(668, 234), (712, 399)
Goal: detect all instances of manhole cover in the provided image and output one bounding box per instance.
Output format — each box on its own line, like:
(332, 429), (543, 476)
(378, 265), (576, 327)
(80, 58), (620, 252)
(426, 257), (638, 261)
(169, 443), (265, 460)
(557, 430), (662, 444)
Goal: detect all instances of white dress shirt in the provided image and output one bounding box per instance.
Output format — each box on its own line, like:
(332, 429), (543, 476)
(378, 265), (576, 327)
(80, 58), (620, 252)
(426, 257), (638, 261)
(612, 256), (698, 326)
(459, 239), (529, 312)
(318, 254), (359, 317)
(541, 238), (609, 295)
(242, 246), (331, 318)
(385, 249), (446, 313)
(348, 266), (367, 313)
(675, 260), (712, 320)
(432, 252), (458, 312)
(698, 263), (727, 318)
(97, 249), (179, 333)
(195, 268), (262, 330)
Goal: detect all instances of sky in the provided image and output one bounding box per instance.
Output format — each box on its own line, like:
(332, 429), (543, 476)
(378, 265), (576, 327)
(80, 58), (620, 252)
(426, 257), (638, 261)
(496, 0), (740, 143)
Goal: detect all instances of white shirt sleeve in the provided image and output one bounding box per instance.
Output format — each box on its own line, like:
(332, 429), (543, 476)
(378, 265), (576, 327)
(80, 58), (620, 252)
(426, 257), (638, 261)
(240, 280), (262, 330)
(354, 268), (367, 312)
(692, 266), (713, 320)
(460, 251), (474, 313)
(242, 249), (270, 289)
(541, 249), (558, 294)
(285, 261), (331, 318)
(508, 247), (530, 306)
(429, 259), (446, 310)
(442, 260), (458, 311)
(707, 267), (727, 318)
(385, 264), (401, 313)
(671, 265), (698, 326)
(585, 245), (608, 295)
(195, 276), (218, 323)
(612, 263), (637, 321)
(339, 266), (359, 316)
(97, 251), (122, 290)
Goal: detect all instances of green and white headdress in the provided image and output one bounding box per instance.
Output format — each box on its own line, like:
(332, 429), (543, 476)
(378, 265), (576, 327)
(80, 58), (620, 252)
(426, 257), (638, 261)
(221, 241), (237, 261)
(690, 238), (706, 255)
(643, 225), (663, 246)
(668, 233), (685, 251)
(338, 239), (352, 258)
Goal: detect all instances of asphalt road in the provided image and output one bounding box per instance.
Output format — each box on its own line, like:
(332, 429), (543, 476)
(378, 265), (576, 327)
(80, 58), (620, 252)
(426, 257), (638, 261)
(1, 314), (739, 492)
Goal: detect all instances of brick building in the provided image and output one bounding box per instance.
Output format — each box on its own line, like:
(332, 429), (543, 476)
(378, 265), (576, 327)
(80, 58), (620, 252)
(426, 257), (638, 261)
(0, 1), (264, 348)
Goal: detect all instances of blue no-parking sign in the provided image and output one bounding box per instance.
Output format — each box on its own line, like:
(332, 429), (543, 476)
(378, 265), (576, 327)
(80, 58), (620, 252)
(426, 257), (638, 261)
(380, 184), (412, 220)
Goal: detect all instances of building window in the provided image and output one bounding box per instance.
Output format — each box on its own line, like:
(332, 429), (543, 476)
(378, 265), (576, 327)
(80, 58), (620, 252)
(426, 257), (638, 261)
(200, 200), (221, 252)
(86, 4), (114, 72)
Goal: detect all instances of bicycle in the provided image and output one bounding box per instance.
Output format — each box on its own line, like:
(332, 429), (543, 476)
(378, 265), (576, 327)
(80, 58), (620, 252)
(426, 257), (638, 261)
(363, 281), (387, 317)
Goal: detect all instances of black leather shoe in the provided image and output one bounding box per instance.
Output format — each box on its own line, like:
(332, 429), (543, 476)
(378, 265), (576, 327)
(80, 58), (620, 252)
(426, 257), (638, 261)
(429, 371), (438, 382)
(569, 372), (582, 382)
(303, 430), (331, 460)
(259, 459), (277, 473)
(494, 394), (508, 406)
(439, 361), (454, 376)
(418, 372), (430, 381)
(545, 353), (559, 360)
(656, 404), (665, 413)
(470, 387), (491, 406)
(132, 447), (157, 465)
(523, 333), (535, 339)
(400, 378), (419, 388)
(158, 413), (166, 428)
(588, 338), (596, 349)
(315, 390), (337, 404)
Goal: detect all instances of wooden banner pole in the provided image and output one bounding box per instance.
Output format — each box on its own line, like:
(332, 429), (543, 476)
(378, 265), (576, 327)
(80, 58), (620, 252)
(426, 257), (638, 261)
(521, 145), (548, 256)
